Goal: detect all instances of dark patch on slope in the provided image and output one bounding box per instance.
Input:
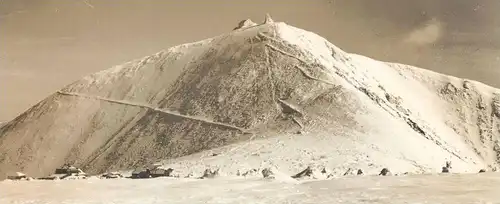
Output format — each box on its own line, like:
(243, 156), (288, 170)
(84, 108), (248, 174)
(405, 118), (426, 135)
(79, 108), (149, 171)
(156, 35), (276, 130)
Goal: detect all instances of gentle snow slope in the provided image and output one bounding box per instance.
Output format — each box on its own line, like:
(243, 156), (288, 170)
(2, 173), (500, 204)
(0, 20), (499, 179)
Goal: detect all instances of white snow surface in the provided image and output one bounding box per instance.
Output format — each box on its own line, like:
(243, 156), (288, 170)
(2, 173), (500, 204)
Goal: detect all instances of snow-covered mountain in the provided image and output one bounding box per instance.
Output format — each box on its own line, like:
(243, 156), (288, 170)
(0, 18), (499, 179)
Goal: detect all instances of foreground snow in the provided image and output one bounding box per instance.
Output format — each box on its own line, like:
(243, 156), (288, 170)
(1, 173), (499, 204)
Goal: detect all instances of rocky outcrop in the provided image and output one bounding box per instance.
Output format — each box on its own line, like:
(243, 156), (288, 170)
(292, 166), (314, 179)
(493, 94), (500, 118)
(379, 168), (391, 176)
(200, 168), (220, 179)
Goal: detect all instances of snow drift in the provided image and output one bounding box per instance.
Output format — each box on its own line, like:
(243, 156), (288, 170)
(0, 18), (499, 179)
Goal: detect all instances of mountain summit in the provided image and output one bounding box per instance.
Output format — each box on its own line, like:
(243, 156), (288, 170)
(1, 17), (499, 178)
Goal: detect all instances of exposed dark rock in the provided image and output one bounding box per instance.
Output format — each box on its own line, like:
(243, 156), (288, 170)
(442, 83), (458, 95)
(261, 168), (275, 179)
(379, 168), (391, 176)
(292, 166), (313, 178)
(445, 161), (452, 169)
(130, 168), (151, 179)
(493, 98), (500, 118)
(38, 175), (61, 180)
(200, 168), (220, 179)
(441, 161), (453, 173)
(150, 167), (174, 178)
(463, 81), (472, 90)
(406, 118), (426, 136)
(321, 168), (328, 174)
(242, 169), (259, 177)
(343, 168), (353, 176)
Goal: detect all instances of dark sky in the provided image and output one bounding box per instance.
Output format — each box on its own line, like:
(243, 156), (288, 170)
(1, 0), (499, 121)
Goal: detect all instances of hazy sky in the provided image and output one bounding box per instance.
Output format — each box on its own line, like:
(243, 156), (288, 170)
(1, 0), (499, 121)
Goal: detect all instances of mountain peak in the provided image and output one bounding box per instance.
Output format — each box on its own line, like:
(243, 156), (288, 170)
(264, 13), (274, 24)
(0, 19), (499, 179)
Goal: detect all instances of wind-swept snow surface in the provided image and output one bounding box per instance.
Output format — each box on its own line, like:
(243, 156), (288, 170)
(0, 19), (499, 179)
(2, 173), (500, 204)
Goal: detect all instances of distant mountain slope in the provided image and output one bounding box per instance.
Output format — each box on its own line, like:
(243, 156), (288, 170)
(0, 18), (499, 178)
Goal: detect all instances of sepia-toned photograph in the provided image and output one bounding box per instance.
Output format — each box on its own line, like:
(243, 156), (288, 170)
(1, 0), (499, 203)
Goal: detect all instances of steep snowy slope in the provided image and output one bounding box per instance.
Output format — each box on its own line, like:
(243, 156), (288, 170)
(0, 19), (499, 178)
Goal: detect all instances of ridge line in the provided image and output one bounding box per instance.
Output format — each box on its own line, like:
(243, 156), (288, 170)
(261, 35), (466, 162)
(56, 91), (252, 134)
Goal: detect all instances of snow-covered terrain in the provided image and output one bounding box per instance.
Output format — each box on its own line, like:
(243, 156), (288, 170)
(0, 16), (499, 193)
(2, 173), (500, 204)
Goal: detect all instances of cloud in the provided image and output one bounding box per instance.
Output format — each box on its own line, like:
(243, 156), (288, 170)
(403, 18), (444, 46)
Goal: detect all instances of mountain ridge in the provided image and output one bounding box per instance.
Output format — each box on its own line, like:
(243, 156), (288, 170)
(0, 19), (499, 178)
